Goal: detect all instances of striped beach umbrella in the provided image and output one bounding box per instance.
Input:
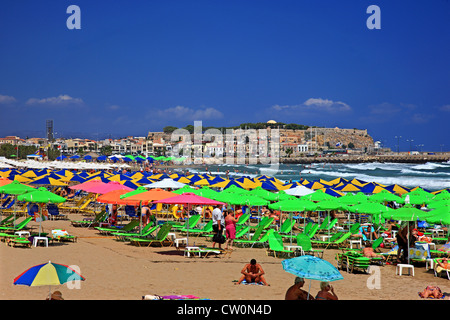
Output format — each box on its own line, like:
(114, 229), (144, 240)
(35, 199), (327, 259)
(14, 261), (85, 299)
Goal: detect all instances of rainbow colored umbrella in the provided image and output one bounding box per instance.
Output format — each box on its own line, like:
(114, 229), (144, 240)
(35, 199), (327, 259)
(14, 261), (85, 299)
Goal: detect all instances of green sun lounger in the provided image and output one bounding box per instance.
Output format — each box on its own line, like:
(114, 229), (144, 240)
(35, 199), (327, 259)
(128, 223), (172, 247)
(234, 228), (274, 248)
(181, 219), (213, 236)
(112, 222), (159, 240)
(0, 217), (32, 232)
(296, 233), (324, 258)
(267, 231), (295, 258)
(7, 237), (31, 248)
(95, 220), (140, 235)
(311, 232), (352, 249)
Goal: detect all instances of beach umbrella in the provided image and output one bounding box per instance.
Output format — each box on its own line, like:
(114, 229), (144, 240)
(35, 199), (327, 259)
(97, 155), (107, 161)
(153, 193), (226, 247)
(359, 183), (387, 194)
(368, 190), (404, 204)
(14, 261), (85, 299)
(338, 192), (368, 205)
(384, 184), (411, 195)
(0, 180), (36, 227)
(17, 187), (66, 236)
(0, 180), (35, 195)
(119, 186), (148, 199)
(333, 182), (361, 193)
(56, 155), (67, 161)
(301, 190), (335, 202)
(426, 207), (450, 224)
(0, 177), (12, 187)
(70, 155), (80, 160)
(82, 181), (133, 195)
(172, 185), (195, 195)
(29, 176), (68, 186)
(143, 178), (187, 190)
(432, 190), (450, 201)
(97, 189), (139, 206)
(69, 179), (106, 191)
(427, 200), (450, 210)
(282, 255), (343, 299)
(284, 185), (315, 197)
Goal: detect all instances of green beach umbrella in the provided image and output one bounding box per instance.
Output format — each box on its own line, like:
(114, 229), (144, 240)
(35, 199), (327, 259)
(0, 180), (35, 195)
(301, 190), (335, 202)
(119, 186), (148, 199)
(431, 190), (450, 201)
(427, 199), (450, 210)
(338, 192), (369, 205)
(349, 202), (393, 215)
(369, 190), (404, 204)
(172, 185), (195, 195)
(17, 187), (66, 236)
(0, 181), (36, 227)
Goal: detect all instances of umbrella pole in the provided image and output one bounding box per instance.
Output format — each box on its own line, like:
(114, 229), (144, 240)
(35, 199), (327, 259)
(139, 201), (142, 235)
(307, 279), (311, 300)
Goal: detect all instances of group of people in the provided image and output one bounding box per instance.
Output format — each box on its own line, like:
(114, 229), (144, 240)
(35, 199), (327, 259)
(285, 277), (338, 300)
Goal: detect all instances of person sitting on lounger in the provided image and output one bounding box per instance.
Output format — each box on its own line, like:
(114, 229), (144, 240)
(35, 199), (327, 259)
(362, 241), (384, 259)
(236, 259), (269, 286)
(437, 257), (450, 270)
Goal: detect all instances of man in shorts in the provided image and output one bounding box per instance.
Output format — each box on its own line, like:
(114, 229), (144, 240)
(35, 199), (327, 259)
(236, 259), (269, 286)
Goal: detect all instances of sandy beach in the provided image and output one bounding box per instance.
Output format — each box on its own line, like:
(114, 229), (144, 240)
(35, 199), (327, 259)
(1, 214), (449, 301)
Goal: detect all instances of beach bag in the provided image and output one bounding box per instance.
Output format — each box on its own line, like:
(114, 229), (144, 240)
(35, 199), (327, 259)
(213, 232), (226, 244)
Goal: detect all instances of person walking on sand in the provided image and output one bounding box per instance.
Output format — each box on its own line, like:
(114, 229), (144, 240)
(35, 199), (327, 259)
(236, 259), (269, 286)
(224, 209), (238, 251)
(212, 204), (224, 249)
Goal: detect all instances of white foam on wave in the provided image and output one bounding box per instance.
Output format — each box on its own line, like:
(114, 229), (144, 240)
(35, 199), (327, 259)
(410, 162), (450, 170)
(299, 168), (450, 190)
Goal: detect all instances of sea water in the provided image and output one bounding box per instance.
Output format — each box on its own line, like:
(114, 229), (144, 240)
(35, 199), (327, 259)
(181, 161), (450, 191)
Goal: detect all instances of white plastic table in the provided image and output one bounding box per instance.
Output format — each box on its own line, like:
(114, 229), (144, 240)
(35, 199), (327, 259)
(396, 264), (414, 276)
(33, 236), (48, 247)
(349, 239), (362, 249)
(15, 231), (30, 238)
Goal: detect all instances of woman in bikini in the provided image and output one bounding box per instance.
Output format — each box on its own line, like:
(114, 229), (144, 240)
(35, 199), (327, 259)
(315, 282), (338, 300)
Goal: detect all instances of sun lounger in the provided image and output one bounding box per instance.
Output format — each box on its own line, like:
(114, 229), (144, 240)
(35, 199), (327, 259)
(7, 237), (31, 248)
(70, 210), (108, 228)
(95, 219), (140, 235)
(234, 228), (274, 248)
(311, 232), (352, 249)
(296, 233), (324, 258)
(113, 224), (160, 241)
(128, 223), (172, 247)
(0, 217), (33, 232)
(266, 231), (295, 258)
(336, 251), (370, 274)
(180, 220), (213, 236)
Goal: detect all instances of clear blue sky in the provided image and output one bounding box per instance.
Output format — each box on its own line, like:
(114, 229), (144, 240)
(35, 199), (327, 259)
(1, 0), (449, 151)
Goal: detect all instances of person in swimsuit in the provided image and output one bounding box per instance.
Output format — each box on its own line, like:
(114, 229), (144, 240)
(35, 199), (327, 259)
(236, 259), (269, 286)
(141, 204), (153, 227)
(285, 277), (314, 300)
(315, 282), (338, 300)
(224, 209), (238, 251)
